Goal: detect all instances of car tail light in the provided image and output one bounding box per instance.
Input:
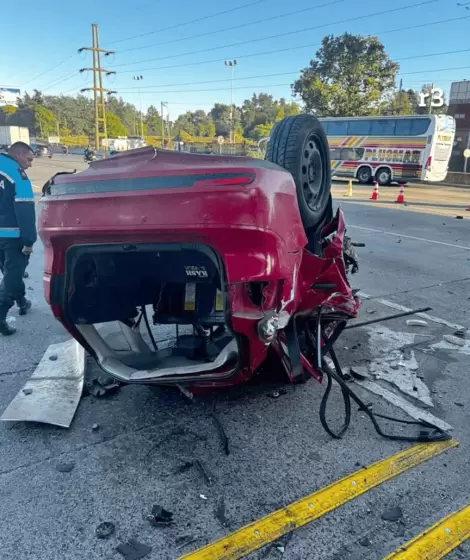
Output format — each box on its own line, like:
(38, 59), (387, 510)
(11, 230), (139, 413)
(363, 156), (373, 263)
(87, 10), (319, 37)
(193, 174), (255, 188)
(425, 156), (432, 170)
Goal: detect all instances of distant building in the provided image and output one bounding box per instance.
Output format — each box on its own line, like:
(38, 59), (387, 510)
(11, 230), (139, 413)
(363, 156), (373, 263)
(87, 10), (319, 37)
(0, 86), (21, 107)
(448, 81), (470, 171)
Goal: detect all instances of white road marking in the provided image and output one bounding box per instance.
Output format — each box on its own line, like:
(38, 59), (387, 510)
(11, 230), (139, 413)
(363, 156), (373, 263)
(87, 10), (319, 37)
(359, 292), (467, 331)
(366, 325), (433, 406)
(349, 224), (470, 251)
(355, 379), (453, 433)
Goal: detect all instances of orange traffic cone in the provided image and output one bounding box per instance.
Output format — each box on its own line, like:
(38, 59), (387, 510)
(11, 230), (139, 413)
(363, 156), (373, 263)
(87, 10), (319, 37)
(370, 181), (379, 200)
(396, 184), (405, 204)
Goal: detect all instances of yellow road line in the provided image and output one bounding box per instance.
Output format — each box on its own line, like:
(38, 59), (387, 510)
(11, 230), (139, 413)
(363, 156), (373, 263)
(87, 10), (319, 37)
(180, 440), (458, 560)
(383, 504), (470, 559)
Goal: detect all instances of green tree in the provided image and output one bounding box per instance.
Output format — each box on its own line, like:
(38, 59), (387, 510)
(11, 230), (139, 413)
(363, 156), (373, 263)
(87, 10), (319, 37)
(380, 89), (413, 115)
(106, 111), (127, 137)
(252, 122), (274, 140)
(293, 33), (399, 116)
(33, 105), (58, 138)
(145, 105), (163, 136)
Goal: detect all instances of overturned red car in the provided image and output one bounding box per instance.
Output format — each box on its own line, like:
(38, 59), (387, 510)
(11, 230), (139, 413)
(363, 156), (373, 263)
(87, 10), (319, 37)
(39, 115), (360, 390)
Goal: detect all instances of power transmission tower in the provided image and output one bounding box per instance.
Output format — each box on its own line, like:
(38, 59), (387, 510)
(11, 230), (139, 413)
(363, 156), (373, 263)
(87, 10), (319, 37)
(79, 24), (116, 152)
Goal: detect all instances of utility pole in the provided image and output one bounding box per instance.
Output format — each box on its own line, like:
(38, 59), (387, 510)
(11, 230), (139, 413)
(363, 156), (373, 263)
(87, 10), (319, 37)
(133, 76), (145, 139)
(398, 78), (403, 115)
(429, 82), (434, 115)
(224, 60), (237, 144)
(161, 101), (168, 148)
(79, 24), (116, 153)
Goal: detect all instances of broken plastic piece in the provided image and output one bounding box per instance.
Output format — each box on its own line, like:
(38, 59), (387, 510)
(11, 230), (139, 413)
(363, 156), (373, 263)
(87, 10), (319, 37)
(116, 539), (152, 560)
(443, 334), (466, 347)
(406, 319), (428, 327)
(95, 521), (115, 539)
(147, 505), (173, 527)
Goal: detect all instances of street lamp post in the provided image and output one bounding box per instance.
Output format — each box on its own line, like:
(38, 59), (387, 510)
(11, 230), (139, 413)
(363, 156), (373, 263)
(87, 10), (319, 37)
(133, 75), (144, 139)
(224, 60), (237, 145)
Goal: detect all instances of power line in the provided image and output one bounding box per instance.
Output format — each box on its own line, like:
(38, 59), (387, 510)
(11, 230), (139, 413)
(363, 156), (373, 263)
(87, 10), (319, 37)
(116, 65), (470, 95)
(118, 49), (470, 91)
(118, 0), (343, 53)
(110, 0), (440, 68)
(116, 13), (469, 75)
(17, 54), (77, 87)
(40, 72), (80, 93)
(108, 0), (268, 46)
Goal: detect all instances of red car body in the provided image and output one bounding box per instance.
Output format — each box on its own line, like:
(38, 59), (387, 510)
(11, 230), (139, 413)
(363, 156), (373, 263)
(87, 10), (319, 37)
(39, 148), (360, 388)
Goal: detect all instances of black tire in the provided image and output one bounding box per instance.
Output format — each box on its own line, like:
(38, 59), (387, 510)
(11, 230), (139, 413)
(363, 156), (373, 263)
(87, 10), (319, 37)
(357, 166), (372, 185)
(376, 167), (392, 186)
(266, 114), (331, 229)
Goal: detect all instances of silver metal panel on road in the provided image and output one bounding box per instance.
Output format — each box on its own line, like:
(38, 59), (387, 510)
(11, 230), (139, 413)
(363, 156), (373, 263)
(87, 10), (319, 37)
(1, 339), (85, 428)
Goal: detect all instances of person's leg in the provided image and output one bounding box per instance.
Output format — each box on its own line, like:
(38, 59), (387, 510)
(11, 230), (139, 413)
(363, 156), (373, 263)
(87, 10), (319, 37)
(0, 240), (28, 335)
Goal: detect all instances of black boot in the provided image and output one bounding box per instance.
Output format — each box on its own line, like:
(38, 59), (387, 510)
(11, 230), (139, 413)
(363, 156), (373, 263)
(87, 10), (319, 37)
(0, 315), (16, 336)
(17, 298), (32, 316)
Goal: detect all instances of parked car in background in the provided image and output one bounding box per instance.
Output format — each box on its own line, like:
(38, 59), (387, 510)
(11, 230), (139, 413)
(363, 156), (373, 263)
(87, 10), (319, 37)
(33, 144), (53, 158)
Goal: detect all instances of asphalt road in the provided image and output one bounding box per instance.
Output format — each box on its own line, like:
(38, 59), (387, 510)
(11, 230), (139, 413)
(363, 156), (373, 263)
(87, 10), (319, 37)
(0, 157), (468, 560)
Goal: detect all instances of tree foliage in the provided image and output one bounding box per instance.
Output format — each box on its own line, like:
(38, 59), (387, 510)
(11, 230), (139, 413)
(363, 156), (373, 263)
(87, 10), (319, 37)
(293, 33), (399, 116)
(106, 112), (127, 137)
(0, 32), (449, 144)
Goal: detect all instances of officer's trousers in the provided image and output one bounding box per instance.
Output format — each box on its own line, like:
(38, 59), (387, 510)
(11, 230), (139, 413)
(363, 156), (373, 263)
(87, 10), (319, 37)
(0, 239), (28, 320)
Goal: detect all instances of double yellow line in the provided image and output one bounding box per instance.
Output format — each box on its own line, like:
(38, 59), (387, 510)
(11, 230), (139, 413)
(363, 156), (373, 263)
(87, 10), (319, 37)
(180, 439), (465, 560)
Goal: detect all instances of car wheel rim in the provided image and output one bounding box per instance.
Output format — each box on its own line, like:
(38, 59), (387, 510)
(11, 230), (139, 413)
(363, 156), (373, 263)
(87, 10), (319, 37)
(301, 134), (324, 212)
(359, 170), (369, 182)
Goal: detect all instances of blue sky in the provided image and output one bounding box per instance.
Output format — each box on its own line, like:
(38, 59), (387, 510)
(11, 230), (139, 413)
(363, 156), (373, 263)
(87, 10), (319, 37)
(1, 0), (470, 116)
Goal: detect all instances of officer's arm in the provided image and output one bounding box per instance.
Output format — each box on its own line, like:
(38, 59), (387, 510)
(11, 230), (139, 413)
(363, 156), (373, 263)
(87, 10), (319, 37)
(14, 177), (37, 247)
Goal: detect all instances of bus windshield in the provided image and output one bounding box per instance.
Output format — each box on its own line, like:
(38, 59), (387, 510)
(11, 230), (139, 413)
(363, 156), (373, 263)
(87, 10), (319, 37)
(319, 115), (455, 185)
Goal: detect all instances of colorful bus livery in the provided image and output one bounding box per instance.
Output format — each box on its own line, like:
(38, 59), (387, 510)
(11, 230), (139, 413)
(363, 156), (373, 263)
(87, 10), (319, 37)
(319, 115), (455, 185)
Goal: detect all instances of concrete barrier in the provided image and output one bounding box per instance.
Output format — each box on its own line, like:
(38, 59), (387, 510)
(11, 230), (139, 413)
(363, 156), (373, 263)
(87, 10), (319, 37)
(443, 172), (470, 187)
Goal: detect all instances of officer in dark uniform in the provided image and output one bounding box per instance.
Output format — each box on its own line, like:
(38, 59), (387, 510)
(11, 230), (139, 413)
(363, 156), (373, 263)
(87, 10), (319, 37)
(0, 142), (36, 336)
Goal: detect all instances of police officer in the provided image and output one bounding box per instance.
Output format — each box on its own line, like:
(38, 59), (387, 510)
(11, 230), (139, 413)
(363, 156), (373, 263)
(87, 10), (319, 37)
(0, 142), (36, 336)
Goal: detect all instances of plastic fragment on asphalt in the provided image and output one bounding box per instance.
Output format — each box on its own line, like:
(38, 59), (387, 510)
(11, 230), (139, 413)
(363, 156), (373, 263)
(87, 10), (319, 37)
(406, 319), (428, 327)
(147, 505), (173, 527)
(200, 494), (208, 500)
(116, 539), (152, 560)
(95, 522), (115, 539)
(443, 335), (466, 347)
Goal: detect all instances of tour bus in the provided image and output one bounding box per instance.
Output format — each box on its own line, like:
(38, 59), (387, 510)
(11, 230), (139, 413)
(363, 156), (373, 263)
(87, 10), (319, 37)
(319, 114), (455, 185)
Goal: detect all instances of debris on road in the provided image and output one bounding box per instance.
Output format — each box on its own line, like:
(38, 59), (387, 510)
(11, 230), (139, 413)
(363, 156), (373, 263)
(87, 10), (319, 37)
(405, 319), (428, 327)
(91, 423), (100, 431)
(215, 497), (228, 527)
(175, 535), (198, 550)
(85, 374), (120, 397)
(48, 354), (58, 361)
(269, 388), (287, 399)
(95, 521), (115, 539)
(358, 536), (372, 547)
(349, 367), (370, 381)
(200, 494), (208, 500)
(381, 506), (403, 522)
(22, 388), (33, 396)
(116, 538), (152, 560)
(56, 461), (75, 473)
(194, 459), (213, 486)
(210, 405), (230, 456)
(443, 334), (466, 347)
(455, 401), (464, 407)
(147, 504), (173, 527)
(454, 329), (466, 339)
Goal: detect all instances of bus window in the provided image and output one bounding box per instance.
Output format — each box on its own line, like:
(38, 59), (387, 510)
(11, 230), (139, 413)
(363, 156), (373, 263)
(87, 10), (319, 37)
(348, 121), (371, 135)
(395, 119), (412, 136)
(370, 119), (396, 136)
(330, 148), (342, 160)
(328, 121), (348, 135)
(410, 118), (431, 135)
(340, 148), (364, 161)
